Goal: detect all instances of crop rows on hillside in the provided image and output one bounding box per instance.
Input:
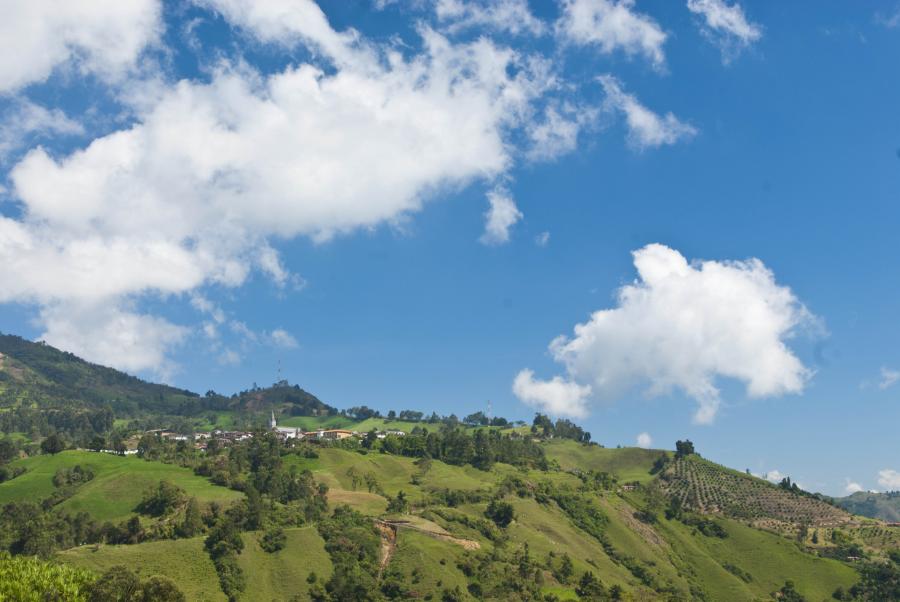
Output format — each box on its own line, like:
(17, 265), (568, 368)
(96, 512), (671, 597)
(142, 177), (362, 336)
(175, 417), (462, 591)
(661, 457), (849, 527)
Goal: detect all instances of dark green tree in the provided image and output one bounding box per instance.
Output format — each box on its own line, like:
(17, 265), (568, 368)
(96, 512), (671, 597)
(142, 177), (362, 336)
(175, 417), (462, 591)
(40, 433), (66, 455)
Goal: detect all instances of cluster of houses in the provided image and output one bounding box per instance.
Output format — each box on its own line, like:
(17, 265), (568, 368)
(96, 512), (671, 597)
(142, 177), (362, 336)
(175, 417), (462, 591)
(141, 412), (407, 451)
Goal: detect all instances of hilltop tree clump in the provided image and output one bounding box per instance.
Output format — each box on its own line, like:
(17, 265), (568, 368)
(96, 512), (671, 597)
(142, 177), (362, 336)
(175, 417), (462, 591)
(675, 440), (695, 458)
(531, 413), (592, 443)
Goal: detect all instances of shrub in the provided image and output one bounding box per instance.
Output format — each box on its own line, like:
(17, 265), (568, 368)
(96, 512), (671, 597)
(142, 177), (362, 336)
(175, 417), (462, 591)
(485, 499), (515, 528)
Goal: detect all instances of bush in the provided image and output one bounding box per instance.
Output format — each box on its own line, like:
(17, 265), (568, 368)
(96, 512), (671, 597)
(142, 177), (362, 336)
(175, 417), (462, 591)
(0, 552), (94, 601)
(485, 499), (515, 528)
(136, 481), (186, 517)
(260, 527), (286, 553)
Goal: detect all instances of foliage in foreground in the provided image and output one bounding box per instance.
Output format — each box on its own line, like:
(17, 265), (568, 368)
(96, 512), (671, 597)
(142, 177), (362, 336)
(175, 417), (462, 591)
(0, 553), (185, 602)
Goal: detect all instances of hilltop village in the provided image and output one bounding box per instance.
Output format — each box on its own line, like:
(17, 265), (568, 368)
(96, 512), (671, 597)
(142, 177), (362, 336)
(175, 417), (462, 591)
(104, 412), (409, 455)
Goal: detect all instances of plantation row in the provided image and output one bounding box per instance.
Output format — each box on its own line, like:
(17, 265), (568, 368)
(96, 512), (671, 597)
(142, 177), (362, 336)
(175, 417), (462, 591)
(661, 456), (849, 527)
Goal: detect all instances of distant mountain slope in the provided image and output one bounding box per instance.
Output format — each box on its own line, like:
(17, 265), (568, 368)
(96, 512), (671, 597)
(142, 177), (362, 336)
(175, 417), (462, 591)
(0, 333), (335, 419)
(834, 491), (900, 522)
(0, 334), (197, 414)
(660, 455), (850, 529)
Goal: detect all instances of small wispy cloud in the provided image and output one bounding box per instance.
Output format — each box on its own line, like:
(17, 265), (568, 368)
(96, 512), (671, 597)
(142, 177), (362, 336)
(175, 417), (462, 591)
(687, 0), (761, 63)
(879, 367), (900, 390)
(844, 479), (863, 494)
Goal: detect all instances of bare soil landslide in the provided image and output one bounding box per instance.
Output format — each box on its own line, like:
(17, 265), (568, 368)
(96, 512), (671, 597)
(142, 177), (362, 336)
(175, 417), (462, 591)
(376, 521), (398, 578)
(377, 518), (480, 553)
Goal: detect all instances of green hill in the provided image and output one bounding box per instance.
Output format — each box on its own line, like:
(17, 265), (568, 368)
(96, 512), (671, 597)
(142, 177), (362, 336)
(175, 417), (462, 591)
(0, 341), (895, 601)
(0, 334), (196, 414)
(660, 454), (850, 531)
(0, 450), (241, 522)
(835, 491), (900, 522)
(33, 445), (864, 601)
(0, 333), (336, 436)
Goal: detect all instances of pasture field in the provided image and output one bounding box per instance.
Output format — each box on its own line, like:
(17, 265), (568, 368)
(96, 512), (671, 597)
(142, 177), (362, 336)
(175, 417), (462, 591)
(543, 440), (666, 483)
(0, 450), (241, 522)
(59, 537), (224, 602)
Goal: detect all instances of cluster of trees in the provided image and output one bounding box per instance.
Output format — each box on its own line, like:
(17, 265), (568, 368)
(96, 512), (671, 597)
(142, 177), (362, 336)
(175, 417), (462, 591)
(462, 411), (510, 427)
(376, 426), (547, 471)
(0, 406), (114, 442)
(674, 440), (696, 458)
(531, 414), (592, 443)
(0, 438), (24, 483)
(315, 505), (382, 601)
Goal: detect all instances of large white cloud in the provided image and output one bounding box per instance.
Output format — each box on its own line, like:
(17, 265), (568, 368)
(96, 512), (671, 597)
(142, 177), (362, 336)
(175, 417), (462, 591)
(38, 301), (188, 380)
(514, 244), (815, 423)
(599, 75), (696, 149)
(878, 469), (900, 491)
(686, 0), (761, 63)
(513, 369), (592, 418)
(0, 0), (161, 93)
(557, 0), (667, 69)
(1, 0), (559, 374)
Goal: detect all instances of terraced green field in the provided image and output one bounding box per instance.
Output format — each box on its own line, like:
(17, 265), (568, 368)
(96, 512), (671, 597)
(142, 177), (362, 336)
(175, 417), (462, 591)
(0, 451), (242, 521)
(661, 455), (849, 527)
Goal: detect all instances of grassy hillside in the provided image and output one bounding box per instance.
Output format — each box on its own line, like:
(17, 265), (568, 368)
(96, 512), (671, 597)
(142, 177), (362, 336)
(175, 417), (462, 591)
(0, 450), (241, 521)
(10, 443), (880, 601)
(59, 537), (224, 601)
(544, 440), (666, 483)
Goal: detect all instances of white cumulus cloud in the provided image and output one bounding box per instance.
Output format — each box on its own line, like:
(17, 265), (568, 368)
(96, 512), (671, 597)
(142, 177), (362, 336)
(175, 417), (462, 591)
(686, 0), (761, 63)
(518, 244), (815, 424)
(878, 469), (900, 491)
(513, 369), (592, 418)
(0, 0), (161, 93)
(599, 75), (697, 150)
(38, 301), (187, 380)
(557, 0), (667, 69)
(2, 0), (559, 374)
(636, 432), (652, 448)
(480, 188), (524, 245)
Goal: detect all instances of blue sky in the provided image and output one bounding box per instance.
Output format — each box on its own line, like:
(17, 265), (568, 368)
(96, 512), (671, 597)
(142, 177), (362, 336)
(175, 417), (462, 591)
(0, 0), (898, 496)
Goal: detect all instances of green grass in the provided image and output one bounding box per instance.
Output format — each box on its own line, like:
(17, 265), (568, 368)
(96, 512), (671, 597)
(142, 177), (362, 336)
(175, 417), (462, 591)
(657, 514), (858, 601)
(0, 451), (242, 522)
(543, 440), (666, 483)
(278, 414), (357, 429)
(506, 497), (633, 588)
(238, 527), (332, 600)
(285, 448), (499, 515)
(191, 411), (238, 431)
(58, 527), (332, 601)
(58, 537), (224, 601)
(387, 530), (469, 595)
